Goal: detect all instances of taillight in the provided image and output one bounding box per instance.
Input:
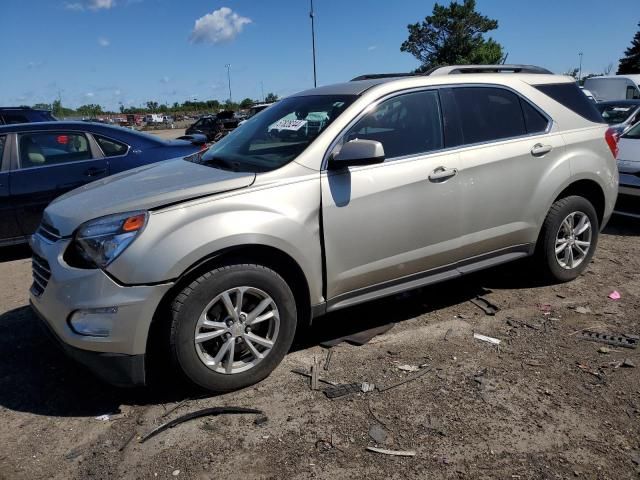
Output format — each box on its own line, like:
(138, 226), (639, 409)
(605, 128), (619, 159)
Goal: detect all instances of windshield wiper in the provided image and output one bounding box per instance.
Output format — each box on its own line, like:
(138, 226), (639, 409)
(200, 156), (244, 172)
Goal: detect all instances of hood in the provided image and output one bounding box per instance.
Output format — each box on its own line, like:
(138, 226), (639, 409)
(44, 158), (255, 236)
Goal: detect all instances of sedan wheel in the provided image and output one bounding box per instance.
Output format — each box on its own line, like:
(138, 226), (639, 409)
(554, 211), (592, 270)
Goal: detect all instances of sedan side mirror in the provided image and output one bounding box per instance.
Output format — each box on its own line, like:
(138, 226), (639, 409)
(328, 139), (385, 169)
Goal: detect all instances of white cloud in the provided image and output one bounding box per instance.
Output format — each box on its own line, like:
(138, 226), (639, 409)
(85, 92), (95, 98)
(98, 37), (110, 47)
(190, 7), (252, 44)
(65, 0), (115, 11)
(160, 76), (170, 84)
(368, 45), (377, 51)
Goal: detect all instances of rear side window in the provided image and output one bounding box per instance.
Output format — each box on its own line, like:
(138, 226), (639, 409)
(521, 100), (549, 134)
(345, 90), (444, 159)
(534, 83), (604, 123)
(451, 87), (527, 144)
(18, 132), (92, 169)
(95, 135), (128, 156)
(3, 114), (29, 125)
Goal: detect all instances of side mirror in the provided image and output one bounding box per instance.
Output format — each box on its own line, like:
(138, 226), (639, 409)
(328, 139), (385, 169)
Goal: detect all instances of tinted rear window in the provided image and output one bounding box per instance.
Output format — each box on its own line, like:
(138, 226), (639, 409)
(534, 83), (604, 123)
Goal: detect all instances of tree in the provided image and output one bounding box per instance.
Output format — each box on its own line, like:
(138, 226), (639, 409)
(76, 104), (103, 117)
(563, 68), (579, 80)
(264, 92), (279, 103)
(33, 103), (51, 110)
(240, 97), (254, 109)
(145, 101), (159, 112)
(400, 0), (504, 72)
(618, 22), (640, 74)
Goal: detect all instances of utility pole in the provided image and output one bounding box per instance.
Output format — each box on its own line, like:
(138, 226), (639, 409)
(261, 81), (265, 103)
(225, 64), (232, 103)
(310, 0), (317, 87)
(578, 52), (583, 83)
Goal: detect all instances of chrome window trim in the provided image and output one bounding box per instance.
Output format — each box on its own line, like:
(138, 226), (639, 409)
(321, 83), (554, 171)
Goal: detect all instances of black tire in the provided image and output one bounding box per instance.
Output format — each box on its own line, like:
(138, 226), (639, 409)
(537, 195), (599, 282)
(169, 264), (297, 393)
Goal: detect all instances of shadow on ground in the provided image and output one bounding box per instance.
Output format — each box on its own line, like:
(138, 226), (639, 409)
(0, 244), (31, 263)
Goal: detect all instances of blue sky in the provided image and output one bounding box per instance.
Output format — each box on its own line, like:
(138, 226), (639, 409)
(2, 0), (638, 110)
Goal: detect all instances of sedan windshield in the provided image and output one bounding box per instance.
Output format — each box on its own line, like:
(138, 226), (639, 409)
(597, 104), (638, 124)
(188, 94), (356, 172)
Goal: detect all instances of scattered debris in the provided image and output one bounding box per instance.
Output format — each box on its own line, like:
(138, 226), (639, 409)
(311, 357), (320, 391)
(254, 415), (268, 426)
(64, 448), (82, 460)
(378, 366), (433, 392)
(320, 323), (394, 347)
(473, 333), (501, 345)
(139, 407), (263, 443)
(95, 414), (112, 421)
(361, 382), (376, 393)
(539, 303), (552, 312)
(580, 331), (638, 349)
(507, 318), (541, 330)
(597, 346), (611, 354)
(470, 296), (499, 316)
(118, 431), (138, 452)
(368, 423), (388, 444)
(172, 470), (180, 476)
(323, 383), (363, 399)
(366, 446), (416, 457)
(576, 363), (602, 379)
(396, 364), (420, 373)
(556, 293), (567, 299)
(575, 306), (592, 315)
(423, 416), (446, 436)
(323, 349), (333, 371)
(525, 361), (544, 367)
(444, 328), (453, 341)
(608, 290), (621, 300)
(291, 368), (337, 386)
(622, 359), (636, 368)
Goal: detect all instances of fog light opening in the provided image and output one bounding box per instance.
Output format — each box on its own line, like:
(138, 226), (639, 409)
(68, 307), (118, 337)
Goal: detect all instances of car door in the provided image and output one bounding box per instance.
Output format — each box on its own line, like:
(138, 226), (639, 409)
(91, 133), (136, 173)
(0, 134), (23, 243)
(10, 130), (110, 236)
(321, 89), (463, 302)
(440, 86), (567, 261)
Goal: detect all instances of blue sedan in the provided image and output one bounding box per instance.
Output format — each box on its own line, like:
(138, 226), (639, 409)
(0, 121), (204, 245)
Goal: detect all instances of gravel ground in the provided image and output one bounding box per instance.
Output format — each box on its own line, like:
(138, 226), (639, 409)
(0, 217), (639, 480)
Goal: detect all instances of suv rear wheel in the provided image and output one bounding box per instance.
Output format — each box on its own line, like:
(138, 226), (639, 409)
(169, 264), (297, 392)
(537, 196), (599, 282)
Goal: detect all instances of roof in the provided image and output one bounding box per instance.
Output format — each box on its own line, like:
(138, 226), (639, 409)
(0, 106), (51, 112)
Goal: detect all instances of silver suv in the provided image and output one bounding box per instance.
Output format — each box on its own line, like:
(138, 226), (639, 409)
(30, 65), (619, 392)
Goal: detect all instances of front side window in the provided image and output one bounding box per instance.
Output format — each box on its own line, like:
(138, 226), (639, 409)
(191, 94), (356, 172)
(344, 90), (444, 159)
(452, 87), (527, 144)
(94, 135), (128, 156)
(18, 132), (91, 169)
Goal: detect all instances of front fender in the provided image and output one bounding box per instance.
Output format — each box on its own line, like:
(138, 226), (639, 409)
(106, 178), (324, 304)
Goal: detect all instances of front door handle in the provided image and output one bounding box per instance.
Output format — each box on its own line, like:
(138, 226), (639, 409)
(531, 143), (552, 157)
(84, 167), (107, 177)
(428, 166), (458, 182)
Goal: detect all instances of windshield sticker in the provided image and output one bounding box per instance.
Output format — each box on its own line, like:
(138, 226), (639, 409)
(269, 119), (307, 131)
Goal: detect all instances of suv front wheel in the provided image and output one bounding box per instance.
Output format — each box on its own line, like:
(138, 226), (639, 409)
(169, 264), (297, 392)
(537, 196), (599, 282)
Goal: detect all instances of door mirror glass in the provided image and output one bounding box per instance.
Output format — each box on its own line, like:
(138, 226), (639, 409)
(329, 139), (385, 168)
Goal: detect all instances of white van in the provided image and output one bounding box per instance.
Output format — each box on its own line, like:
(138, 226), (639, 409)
(144, 114), (164, 124)
(583, 75), (640, 102)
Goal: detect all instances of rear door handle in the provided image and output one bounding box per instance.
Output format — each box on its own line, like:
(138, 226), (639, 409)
(531, 143), (552, 157)
(84, 167), (107, 177)
(428, 166), (458, 182)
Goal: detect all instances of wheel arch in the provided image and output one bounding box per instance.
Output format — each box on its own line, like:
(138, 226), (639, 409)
(552, 179), (605, 227)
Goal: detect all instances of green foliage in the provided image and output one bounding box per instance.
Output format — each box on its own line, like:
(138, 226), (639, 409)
(264, 92), (279, 103)
(240, 97), (255, 108)
(76, 104), (103, 116)
(617, 22), (640, 74)
(400, 0), (504, 72)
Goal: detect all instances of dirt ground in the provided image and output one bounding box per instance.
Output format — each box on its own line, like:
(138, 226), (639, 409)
(0, 218), (639, 480)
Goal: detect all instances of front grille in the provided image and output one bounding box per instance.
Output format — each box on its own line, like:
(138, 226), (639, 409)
(31, 254), (51, 297)
(37, 221), (62, 243)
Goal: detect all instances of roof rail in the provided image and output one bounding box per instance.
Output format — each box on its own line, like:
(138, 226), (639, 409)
(428, 64), (553, 75)
(350, 73), (418, 81)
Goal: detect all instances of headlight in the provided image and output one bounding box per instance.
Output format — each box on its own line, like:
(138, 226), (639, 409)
(74, 211), (148, 268)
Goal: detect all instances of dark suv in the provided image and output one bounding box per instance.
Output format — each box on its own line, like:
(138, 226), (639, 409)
(0, 107), (57, 125)
(185, 111), (239, 142)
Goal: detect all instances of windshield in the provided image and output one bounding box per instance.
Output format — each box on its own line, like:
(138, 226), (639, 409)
(623, 121), (640, 139)
(188, 94), (356, 172)
(597, 104), (638, 124)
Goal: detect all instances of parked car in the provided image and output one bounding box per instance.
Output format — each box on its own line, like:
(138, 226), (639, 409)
(30, 65), (618, 391)
(144, 114), (165, 124)
(580, 87), (597, 102)
(185, 111), (239, 142)
(238, 103), (276, 126)
(594, 100), (640, 135)
(583, 75), (640, 102)
(614, 121), (640, 218)
(0, 122), (204, 246)
(0, 107), (57, 125)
